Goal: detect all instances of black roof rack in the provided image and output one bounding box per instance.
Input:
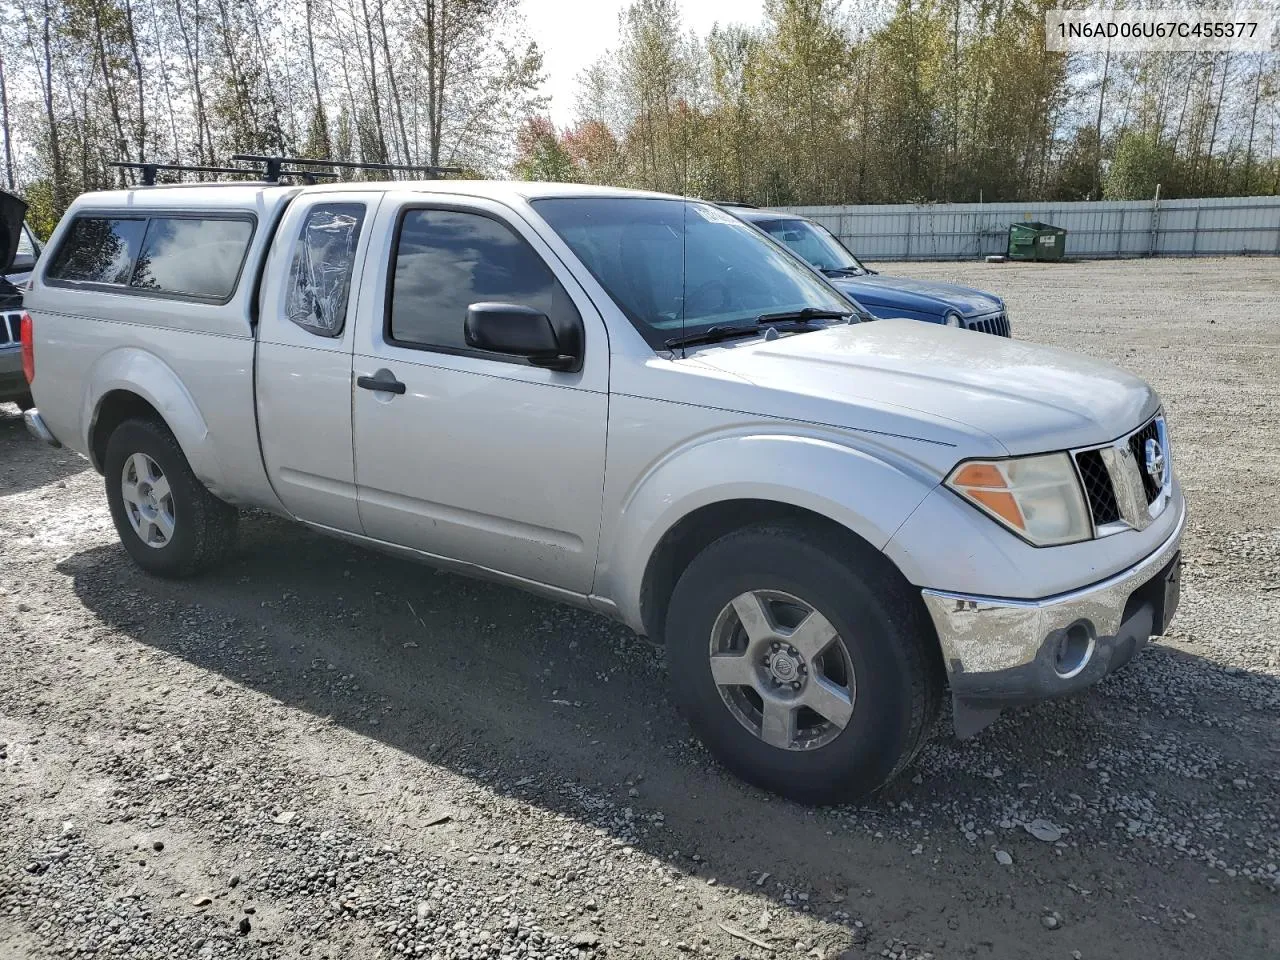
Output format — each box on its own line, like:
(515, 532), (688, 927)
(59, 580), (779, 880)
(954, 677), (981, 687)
(112, 152), (464, 188)
(112, 160), (339, 187)
(713, 200), (757, 208)
(232, 154), (464, 183)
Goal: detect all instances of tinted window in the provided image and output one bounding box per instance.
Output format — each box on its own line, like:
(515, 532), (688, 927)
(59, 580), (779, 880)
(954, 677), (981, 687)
(131, 217), (254, 299)
(533, 198), (851, 348)
(389, 209), (575, 352)
(16, 226), (36, 258)
(286, 203), (366, 337)
(47, 217), (147, 285)
(756, 218), (864, 273)
(10, 225), (38, 272)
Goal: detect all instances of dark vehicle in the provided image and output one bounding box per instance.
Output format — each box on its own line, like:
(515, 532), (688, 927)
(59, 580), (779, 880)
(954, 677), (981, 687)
(1, 191), (39, 410)
(726, 205), (1011, 337)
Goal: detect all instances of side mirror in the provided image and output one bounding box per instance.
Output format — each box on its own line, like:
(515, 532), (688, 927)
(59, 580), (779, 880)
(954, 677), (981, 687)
(465, 302), (580, 371)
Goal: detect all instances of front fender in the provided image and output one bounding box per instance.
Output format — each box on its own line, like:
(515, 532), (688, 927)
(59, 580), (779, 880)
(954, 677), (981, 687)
(82, 346), (226, 491)
(598, 432), (940, 632)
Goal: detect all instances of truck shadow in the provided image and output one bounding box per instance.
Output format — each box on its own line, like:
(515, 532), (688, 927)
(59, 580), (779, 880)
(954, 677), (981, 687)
(0, 403), (90, 496)
(56, 516), (1280, 957)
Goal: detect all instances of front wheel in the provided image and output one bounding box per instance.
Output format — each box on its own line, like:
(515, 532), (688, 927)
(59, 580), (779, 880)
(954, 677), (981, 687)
(104, 418), (238, 578)
(664, 522), (942, 804)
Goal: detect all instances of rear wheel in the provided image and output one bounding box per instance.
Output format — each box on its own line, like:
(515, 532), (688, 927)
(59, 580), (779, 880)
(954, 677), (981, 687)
(104, 418), (238, 577)
(664, 521), (941, 804)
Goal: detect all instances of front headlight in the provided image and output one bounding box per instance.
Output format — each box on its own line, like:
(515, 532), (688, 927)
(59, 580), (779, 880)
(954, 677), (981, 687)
(946, 453), (1092, 546)
(944, 311), (963, 328)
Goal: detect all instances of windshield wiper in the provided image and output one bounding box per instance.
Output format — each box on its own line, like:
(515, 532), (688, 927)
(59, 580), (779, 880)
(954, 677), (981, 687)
(820, 267), (864, 278)
(755, 307), (854, 326)
(665, 309), (855, 351)
(663, 324), (761, 350)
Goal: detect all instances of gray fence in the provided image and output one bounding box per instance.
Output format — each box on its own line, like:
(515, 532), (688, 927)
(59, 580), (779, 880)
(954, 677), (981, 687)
(779, 195), (1280, 261)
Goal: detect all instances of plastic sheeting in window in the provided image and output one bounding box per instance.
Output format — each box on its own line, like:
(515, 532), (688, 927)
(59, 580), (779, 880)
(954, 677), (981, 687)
(286, 203), (366, 337)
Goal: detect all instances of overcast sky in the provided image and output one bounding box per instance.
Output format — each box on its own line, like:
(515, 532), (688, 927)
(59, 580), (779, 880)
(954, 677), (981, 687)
(521, 0), (767, 128)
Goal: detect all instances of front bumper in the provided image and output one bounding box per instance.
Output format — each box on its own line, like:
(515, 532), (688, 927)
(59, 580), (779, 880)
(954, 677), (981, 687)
(922, 499), (1185, 723)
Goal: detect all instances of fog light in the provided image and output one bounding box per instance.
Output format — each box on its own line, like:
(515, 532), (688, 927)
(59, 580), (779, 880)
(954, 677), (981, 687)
(1054, 622), (1095, 679)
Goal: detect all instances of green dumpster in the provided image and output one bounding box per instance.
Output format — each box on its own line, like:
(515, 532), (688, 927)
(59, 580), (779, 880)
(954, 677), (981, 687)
(1007, 221), (1067, 261)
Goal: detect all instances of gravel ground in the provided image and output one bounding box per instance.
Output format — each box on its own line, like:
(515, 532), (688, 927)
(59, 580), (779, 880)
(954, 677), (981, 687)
(1, 256), (1277, 960)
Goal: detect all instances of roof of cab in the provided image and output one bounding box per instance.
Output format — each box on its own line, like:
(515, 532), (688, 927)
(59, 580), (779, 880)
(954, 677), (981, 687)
(68, 179), (684, 213)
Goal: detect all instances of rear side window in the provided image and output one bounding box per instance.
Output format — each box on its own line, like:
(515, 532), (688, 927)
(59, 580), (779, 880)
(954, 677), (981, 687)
(286, 203), (366, 337)
(132, 218), (254, 299)
(389, 208), (576, 353)
(46, 213), (254, 301)
(47, 217), (147, 285)
(16, 225), (37, 258)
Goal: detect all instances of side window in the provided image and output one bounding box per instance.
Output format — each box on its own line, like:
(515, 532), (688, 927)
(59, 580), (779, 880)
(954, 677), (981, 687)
(16, 225), (36, 258)
(47, 217), (147, 285)
(389, 208), (578, 353)
(286, 203), (366, 337)
(132, 217), (254, 300)
(11, 224), (38, 271)
(46, 214), (253, 300)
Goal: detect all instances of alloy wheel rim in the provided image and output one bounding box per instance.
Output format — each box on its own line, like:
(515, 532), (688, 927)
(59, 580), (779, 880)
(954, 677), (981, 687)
(121, 453), (175, 549)
(707, 589), (856, 752)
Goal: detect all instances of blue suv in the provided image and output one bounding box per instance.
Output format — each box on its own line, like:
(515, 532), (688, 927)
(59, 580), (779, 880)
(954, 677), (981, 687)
(726, 205), (1010, 337)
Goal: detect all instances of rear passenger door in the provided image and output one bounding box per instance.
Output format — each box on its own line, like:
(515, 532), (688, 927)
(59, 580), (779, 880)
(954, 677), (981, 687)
(350, 195), (609, 594)
(256, 193), (380, 532)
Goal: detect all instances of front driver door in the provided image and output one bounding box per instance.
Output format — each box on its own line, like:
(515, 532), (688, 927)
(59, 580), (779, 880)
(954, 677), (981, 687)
(350, 196), (608, 594)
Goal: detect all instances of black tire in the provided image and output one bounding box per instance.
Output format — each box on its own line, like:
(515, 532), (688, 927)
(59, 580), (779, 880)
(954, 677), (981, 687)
(665, 521), (942, 805)
(104, 418), (238, 578)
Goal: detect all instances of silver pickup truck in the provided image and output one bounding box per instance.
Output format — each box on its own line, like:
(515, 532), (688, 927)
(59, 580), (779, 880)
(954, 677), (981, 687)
(21, 180), (1184, 803)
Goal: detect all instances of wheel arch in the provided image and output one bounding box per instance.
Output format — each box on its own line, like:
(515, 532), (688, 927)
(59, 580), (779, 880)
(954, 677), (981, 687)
(90, 390), (164, 469)
(640, 499), (893, 643)
(83, 348), (223, 491)
(602, 433), (941, 643)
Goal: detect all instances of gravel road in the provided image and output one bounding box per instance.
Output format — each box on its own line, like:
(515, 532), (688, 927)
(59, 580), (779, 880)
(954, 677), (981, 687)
(1, 257), (1277, 960)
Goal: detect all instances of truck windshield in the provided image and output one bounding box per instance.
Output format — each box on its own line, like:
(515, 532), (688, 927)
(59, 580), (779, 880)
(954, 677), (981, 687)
(754, 218), (866, 276)
(532, 197), (852, 350)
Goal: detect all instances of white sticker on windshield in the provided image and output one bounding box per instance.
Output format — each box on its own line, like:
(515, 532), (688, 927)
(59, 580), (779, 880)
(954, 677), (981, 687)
(690, 203), (740, 225)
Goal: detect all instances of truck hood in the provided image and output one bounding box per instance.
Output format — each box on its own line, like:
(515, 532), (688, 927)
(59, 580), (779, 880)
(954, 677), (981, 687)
(832, 274), (1001, 317)
(0, 191), (26, 274)
(688, 320), (1158, 455)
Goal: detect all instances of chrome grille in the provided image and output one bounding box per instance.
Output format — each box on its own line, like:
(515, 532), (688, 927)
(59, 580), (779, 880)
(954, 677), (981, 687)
(964, 312), (1011, 337)
(0, 311), (20, 346)
(1075, 449), (1120, 525)
(1128, 419), (1162, 502)
(1072, 414), (1171, 536)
